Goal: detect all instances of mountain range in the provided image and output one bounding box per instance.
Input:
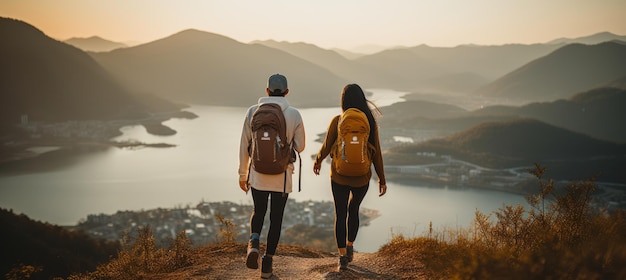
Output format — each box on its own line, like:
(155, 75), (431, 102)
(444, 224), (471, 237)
(254, 40), (563, 94)
(475, 42), (626, 102)
(386, 118), (626, 182)
(379, 87), (626, 144)
(67, 29), (626, 109)
(67, 29), (626, 103)
(90, 30), (347, 108)
(231, 34), (626, 104)
(5, 15), (626, 115)
(474, 87), (626, 143)
(0, 17), (181, 125)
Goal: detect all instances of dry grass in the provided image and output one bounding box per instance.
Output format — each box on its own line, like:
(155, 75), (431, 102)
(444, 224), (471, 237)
(68, 214), (337, 280)
(379, 164), (626, 279)
(69, 226), (194, 280)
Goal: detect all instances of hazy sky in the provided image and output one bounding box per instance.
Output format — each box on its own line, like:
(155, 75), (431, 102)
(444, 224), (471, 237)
(2, 0), (626, 50)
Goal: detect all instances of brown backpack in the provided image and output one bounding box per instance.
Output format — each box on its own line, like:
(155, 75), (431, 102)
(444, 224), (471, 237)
(250, 103), (292, 174)
(247, 103), (301, 194)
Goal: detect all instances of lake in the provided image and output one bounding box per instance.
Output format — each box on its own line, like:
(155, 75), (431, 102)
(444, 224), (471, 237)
(0, 89), (528, 252)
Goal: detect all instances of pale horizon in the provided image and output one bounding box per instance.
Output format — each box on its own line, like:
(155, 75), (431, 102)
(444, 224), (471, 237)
(2, 0), (626, 50)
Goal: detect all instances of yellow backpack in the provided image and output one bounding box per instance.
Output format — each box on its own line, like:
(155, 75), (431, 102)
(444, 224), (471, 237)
(332, 108), (372, 176)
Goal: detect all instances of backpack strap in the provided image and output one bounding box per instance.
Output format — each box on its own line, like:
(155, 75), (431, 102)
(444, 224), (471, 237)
(282, 142), (303, 197)
(246, 157), (252, 193)
(297, 151), (302, 192)
(292, 142), (302, 192)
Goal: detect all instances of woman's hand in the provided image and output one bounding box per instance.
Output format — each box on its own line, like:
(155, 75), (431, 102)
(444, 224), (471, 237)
(313, 162), (321, 175)
(379, 184), (387, 197)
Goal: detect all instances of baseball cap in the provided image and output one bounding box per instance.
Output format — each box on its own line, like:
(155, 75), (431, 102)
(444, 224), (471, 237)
(268, 74), (288, 93)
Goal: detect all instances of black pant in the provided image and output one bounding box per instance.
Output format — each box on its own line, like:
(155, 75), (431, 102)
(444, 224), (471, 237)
(250, 188), (289, 255)
(331, 181), (369, 249)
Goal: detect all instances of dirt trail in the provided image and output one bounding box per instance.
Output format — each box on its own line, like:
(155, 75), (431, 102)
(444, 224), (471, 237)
(153, 244), (423, 279)
(196, 253), (399, 279)
(143, 244), (426, 280)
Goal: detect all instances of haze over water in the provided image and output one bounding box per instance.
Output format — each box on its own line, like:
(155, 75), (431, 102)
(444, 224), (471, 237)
(0, 89), (528, 252)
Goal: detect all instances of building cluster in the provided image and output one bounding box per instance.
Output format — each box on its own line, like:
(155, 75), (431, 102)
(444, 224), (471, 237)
(74, 199), (379, 247)
(386, 154), (535, 194)
(385, 153), (626, 211)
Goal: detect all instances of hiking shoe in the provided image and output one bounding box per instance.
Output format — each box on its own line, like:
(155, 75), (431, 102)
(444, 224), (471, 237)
(338, 255), (350, 270)
(261, 255), (273, 279)
(246, 239), (260, 269)
(346, 246), (354, 262)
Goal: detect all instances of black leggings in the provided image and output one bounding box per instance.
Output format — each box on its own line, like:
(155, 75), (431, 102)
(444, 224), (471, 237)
(332, 181), (369, 249)
(250, 188), (289, 255)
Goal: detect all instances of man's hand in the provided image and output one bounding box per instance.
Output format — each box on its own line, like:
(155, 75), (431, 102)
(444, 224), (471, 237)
(239, 180), (250, 193)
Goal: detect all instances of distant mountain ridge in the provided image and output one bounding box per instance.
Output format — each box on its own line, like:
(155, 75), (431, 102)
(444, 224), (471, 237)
(256, 40), (564, 94)
(253, 32), (626, 97)
(0, 17), (172, 124)
(65, 36), (128, 52)
(475, 42), (626, 102)
(76, 27), (626, 108)
(547, 32), (626, 45)
(251, 39), (368, 85)
(91, 29), (347, 108)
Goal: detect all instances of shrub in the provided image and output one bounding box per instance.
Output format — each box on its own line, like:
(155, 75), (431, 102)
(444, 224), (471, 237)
(215, 213), (236, 244)
(380, 164), (626, 279)
(74, 226), (193, 279)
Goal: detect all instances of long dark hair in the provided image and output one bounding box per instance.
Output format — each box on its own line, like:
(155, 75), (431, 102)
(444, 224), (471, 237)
(340, 84), (381, 145)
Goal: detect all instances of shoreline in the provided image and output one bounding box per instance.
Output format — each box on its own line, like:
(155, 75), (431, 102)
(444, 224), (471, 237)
(385, 172), (536, 196)
(386, 173), (626, 212)
(0, 110), (197, 170)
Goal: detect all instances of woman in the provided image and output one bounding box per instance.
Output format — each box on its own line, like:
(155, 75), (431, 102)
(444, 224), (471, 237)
(313, 84), (387, 270)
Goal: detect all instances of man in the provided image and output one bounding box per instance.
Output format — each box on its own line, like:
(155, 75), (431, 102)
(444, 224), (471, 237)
(238, 73), (305, 279)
